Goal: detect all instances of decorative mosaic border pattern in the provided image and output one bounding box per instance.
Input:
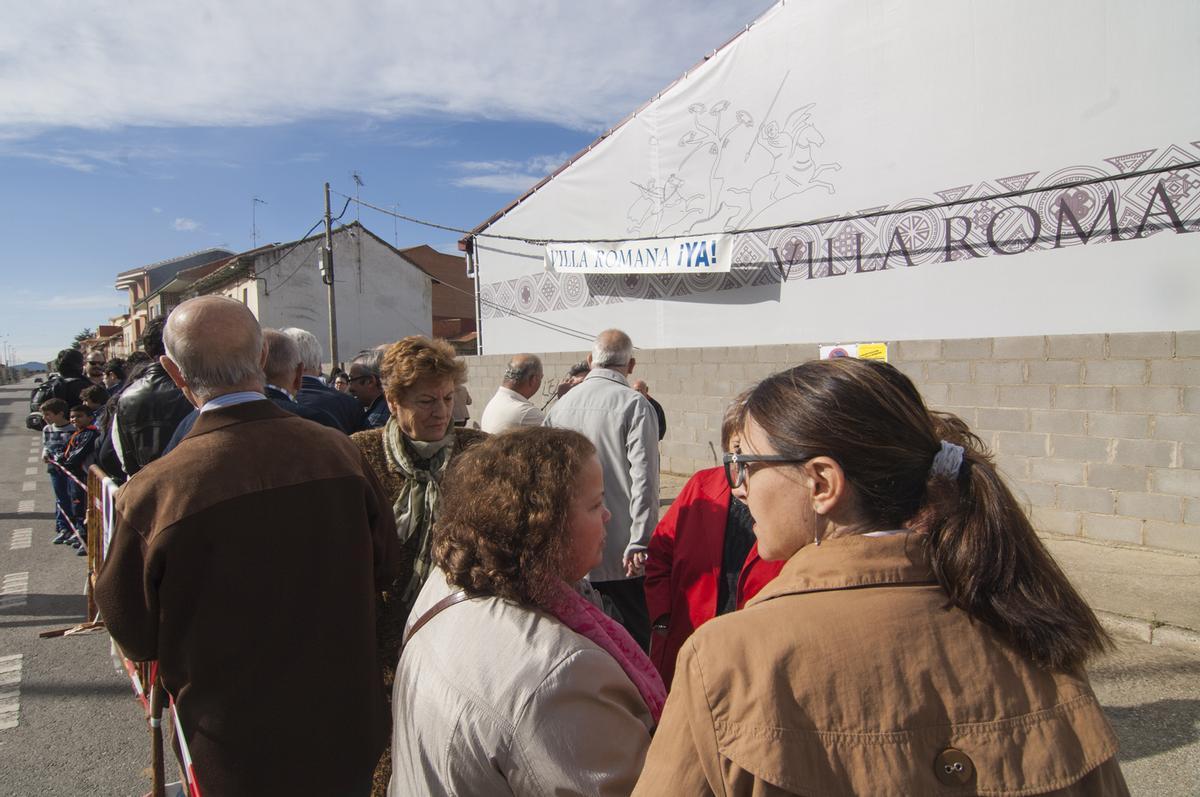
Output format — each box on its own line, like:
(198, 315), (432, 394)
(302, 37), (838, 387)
(479, 142), (1200, 319)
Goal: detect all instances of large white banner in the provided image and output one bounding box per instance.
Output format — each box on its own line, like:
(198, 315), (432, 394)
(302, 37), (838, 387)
(474, 0), (1200, 354)
(546, 234), (732, 274)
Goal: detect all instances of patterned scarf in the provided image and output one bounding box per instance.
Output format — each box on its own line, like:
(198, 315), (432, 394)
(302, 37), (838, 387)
(547, 580), (666, 723)
(382, 418), (455, 606)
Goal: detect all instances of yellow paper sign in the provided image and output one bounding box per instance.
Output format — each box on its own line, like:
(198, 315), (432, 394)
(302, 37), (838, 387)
(857, 343), (888, 361)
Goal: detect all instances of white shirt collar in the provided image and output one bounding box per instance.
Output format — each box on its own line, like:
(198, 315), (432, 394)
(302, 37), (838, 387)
(200, 391), (268, 413)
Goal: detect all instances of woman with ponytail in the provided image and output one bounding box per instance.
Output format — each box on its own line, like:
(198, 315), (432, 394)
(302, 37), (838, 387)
(634, 358), (1127, 796)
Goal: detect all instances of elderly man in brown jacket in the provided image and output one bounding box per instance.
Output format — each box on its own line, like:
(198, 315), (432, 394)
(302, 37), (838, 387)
(95, 296), (401, 797)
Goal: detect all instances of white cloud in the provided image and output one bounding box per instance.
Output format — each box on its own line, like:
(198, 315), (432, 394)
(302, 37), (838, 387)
(152, 207), (162, 214)
(39, 294), (126, 310)
(1, 141), (183, 172)
(0, 1), (775, 137)
(451, 152), (572, 194)
(173, 217), (201, 231)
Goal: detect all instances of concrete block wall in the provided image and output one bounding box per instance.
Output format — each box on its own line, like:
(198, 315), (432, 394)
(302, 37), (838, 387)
(461, 330), (1200, 555)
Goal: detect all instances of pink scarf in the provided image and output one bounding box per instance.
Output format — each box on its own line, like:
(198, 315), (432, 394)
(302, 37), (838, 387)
(548, 581), (666, 723)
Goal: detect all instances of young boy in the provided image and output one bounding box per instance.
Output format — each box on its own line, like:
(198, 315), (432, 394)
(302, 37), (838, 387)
(80, 384), (108, 414)
(39, 398), (75, 544)
(60, 405), (99, 555)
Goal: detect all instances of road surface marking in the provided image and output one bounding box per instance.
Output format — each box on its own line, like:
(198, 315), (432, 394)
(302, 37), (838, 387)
(24, 467), (37, 476)
(26, 457), (38, 464)
(0, 654), (23, 731)
(17, 501), (35, 513)
(21, 482), (36, 492)
(9, 529), (32, 551)
(0, 573), (30, 611)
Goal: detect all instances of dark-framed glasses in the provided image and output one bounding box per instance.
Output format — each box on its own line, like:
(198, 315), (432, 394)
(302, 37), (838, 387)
(347, 374), (376, 385)
(722, 451), (815, 490)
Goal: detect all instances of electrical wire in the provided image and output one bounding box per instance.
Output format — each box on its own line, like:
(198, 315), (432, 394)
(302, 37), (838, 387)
(269, 238), (325, 293)
(419, 266), (599, 343)
(334, 158), (1200, 245)
(253, 218), (325, 276)
(262, 198), (355, 290)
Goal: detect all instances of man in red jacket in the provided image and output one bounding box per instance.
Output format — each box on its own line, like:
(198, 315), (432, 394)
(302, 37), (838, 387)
(644, 403), (784, 689)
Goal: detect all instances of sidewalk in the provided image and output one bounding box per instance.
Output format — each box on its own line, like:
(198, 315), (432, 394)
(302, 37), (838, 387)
(1041, 534), (1200, 651)
(658, 472), (1200, 652)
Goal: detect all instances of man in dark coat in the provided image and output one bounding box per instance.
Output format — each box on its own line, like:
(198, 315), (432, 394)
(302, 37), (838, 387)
(112, 318), (192, 478)
(95, 296), (400, 797)
(261, 329), (340, 430)
(283, 326), (364, 434)
(632, 379), (667, 442)
(348, 349), (390, 429)
(49, 349), (93, 408)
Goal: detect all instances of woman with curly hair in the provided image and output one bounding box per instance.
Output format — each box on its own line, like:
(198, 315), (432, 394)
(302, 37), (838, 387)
(390, 426), (664, 796)
(350, 335), (487, 796)
(634, 358), (1126, 796)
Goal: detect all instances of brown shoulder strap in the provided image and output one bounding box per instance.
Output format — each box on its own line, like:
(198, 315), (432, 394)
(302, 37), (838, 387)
(402, 589), (471, 647)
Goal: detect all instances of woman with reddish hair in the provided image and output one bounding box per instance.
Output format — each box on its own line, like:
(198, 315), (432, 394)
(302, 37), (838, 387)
(644, 398), (783, 689)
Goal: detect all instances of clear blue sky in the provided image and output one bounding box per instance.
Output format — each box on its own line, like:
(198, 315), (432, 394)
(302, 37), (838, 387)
(0, 1), (774, 365)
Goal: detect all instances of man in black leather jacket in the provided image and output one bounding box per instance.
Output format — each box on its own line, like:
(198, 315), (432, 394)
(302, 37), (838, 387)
(112, 317), (193, 478)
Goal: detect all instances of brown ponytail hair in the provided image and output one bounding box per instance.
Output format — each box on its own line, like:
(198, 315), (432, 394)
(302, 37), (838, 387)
(743, 358), (1109, 671)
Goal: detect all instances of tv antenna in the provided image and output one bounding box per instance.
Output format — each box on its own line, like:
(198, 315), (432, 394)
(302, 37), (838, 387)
(351, 172), (364, 222)
(252, 196), (268, 247)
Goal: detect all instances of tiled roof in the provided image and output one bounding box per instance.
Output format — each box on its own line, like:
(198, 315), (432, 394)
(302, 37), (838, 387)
(115, 248), (236, 293)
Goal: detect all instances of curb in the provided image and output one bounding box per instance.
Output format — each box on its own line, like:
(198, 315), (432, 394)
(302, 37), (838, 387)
(1095, 610), (1200, 654)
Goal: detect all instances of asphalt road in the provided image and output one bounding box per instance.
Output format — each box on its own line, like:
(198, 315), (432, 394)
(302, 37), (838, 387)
(0, 378), (147, 795)
(0, 376), (1197, 794)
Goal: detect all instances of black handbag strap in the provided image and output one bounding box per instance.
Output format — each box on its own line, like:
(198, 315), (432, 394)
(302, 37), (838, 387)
(402, 589), (471, 647)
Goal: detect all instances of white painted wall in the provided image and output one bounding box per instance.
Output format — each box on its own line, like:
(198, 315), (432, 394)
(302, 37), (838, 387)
(473, 0), (1200, 354)
(250, 228), (432, 362)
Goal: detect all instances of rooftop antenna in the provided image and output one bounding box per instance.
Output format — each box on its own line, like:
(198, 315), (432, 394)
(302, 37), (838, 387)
(393, 202), (400, 247)
(252, 196), (268, 247)
(351, 172), (364, 222)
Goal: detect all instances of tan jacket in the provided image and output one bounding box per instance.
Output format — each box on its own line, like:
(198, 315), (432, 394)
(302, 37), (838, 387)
(634, 533), (1128, 797)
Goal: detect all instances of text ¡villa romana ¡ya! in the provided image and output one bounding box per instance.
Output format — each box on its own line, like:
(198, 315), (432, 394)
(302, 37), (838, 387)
(549, 239), (720, 270)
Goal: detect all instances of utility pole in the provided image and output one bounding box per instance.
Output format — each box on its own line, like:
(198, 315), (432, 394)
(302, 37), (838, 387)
(321, 182), (340, 371)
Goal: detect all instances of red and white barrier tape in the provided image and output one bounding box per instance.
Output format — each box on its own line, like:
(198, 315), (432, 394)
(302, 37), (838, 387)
(54, 504), (87, 549)
(47, 458), (87, 490)
(117, 659), (203, 795)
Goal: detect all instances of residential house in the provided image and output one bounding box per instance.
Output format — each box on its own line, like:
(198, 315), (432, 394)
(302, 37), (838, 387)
(397, 244), (477, 353)
(182, 222), (432, 366)
(114, 248), (235, 352)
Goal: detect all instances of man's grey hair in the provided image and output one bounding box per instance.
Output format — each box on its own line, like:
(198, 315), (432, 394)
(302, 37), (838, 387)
(262, 329), (300, 384)
(281, 327), (324, 373)
(503, 354), (542, 384)
(163, 305), (263, 402)
(592, 329), (633, 368)
(352, 349), (383, 378)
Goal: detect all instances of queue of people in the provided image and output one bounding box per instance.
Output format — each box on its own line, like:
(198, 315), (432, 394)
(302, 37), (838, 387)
(84, 295), (1127, 796)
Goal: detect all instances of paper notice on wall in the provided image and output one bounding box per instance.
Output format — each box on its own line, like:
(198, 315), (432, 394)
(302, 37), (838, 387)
(546, 234), (732, 274)
(820, 343), (889, 361)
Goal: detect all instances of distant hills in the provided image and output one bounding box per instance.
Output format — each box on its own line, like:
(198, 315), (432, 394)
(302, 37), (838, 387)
(14, 362), (47, 372)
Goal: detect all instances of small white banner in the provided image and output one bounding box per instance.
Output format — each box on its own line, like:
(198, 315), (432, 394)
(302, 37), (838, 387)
(546, 234), (732, 274)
